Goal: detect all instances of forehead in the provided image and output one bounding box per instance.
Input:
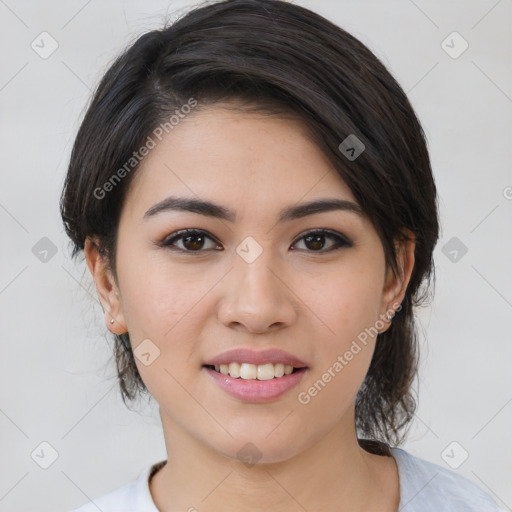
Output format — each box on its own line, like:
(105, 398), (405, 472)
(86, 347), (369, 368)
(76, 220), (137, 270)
(123, 104), (360, 221)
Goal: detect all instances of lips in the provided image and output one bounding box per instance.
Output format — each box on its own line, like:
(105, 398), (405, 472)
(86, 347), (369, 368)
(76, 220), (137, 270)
(203, 365), (309, 402)
(202, 348), (309, 402)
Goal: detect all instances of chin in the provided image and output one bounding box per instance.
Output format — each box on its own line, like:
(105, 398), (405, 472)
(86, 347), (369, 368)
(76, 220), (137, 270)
(209, 434), (307, 468)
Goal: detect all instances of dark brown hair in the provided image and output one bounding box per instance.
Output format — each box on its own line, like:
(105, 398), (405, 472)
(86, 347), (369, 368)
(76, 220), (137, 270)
(60, 0), (440, 456)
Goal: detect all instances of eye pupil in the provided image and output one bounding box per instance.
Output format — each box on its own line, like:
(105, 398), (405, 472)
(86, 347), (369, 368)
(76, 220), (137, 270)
(183, 234), (204, 251)
(305, 234), (325, 251)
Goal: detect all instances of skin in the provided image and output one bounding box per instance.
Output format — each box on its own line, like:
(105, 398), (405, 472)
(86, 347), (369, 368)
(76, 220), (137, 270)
(85, 102), (415, 512)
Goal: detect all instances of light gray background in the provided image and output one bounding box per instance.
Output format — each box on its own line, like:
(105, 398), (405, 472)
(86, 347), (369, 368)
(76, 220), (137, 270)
(1, 1), (511, 511)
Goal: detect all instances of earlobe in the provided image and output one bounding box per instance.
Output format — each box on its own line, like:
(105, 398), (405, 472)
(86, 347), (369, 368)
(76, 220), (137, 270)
(84, 237), (128, 335)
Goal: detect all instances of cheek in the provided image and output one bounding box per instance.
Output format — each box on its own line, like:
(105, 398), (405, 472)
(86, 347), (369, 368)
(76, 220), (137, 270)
(306, 264), (384, 348)
(116, 248), (195, 338)
(296, 285), (380, 419)
(115, 257), (209, 388)
(296, 263), (383, 407)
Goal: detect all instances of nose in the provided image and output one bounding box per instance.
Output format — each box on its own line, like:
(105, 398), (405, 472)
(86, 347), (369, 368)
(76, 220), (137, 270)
(217, 248), (298, 334)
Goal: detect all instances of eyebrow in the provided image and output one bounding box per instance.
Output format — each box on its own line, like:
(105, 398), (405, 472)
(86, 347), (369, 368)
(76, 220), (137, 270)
(143, 195), (364, 223)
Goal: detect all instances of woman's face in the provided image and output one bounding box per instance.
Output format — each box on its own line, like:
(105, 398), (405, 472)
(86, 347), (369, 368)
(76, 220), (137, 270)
(88, 103), (411, 463)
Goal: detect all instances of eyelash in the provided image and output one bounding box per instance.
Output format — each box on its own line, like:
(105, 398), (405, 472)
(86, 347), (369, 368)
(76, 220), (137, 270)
(159, 228), (352, 254)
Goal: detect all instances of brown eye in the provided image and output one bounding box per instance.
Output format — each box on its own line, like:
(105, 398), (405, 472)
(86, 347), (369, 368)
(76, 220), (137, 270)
(304, 233), (326, 251)
(160, 228), (351, 254)
(181, 232), (204, 251)
(161, 229), (222, 252)
(291, 230), (352, 252)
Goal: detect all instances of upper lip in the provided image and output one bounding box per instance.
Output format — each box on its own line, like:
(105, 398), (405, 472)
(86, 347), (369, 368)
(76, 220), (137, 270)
(203, 348), (308, 368)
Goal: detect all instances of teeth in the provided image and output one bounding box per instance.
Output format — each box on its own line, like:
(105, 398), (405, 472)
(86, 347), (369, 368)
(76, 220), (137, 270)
(211, 363), (297, 379)
(257, 363), (274, 380)
(228, 362), (241, 378)
(274, 363), (285, 378)
(240, 363), (257, 379)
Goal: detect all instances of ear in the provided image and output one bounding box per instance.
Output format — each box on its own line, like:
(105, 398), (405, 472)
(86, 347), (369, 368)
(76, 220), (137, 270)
(84, 236), (127, 335)
(378, 230), (415, 333)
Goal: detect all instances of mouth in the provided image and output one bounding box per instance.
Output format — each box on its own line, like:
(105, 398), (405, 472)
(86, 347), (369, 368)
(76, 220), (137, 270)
(202, 363), (305, 380)
(202, 362), (309, 403)
(202, 348), (309, 402)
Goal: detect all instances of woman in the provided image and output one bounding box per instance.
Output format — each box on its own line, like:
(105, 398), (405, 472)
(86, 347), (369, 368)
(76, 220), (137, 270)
(60, 0), (500, 510)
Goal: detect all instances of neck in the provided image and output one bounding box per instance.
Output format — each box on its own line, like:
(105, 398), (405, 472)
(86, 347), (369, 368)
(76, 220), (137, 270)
(149, 408), (399, 512)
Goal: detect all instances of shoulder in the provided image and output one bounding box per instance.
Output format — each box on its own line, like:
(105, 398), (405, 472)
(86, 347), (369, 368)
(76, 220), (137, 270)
(68, 462), (163, 512)
(390, 447), (502, 511)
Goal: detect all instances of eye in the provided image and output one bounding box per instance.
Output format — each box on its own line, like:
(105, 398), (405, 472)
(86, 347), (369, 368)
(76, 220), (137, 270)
(290, 229), (352, 252)
(159, 228), (352, 254)
(160, 229), (222, 252)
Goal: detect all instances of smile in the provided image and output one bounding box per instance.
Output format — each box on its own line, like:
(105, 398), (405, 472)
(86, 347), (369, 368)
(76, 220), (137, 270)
(205, 362), (299, 380)
(202, 365), (308, 403)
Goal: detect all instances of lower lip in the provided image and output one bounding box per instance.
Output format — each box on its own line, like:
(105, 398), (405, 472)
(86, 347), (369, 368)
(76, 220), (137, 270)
(203, 367), (308, 403)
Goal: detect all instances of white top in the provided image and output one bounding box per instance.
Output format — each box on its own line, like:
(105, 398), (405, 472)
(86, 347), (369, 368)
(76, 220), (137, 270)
(69, 447), (501, 511)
